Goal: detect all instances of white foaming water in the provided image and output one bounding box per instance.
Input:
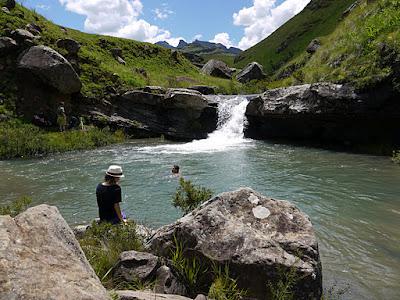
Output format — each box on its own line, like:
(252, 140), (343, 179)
(140, 96), (254, 154)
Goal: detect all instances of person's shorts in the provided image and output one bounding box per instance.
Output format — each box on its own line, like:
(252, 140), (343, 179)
(57, 115), (67, 126)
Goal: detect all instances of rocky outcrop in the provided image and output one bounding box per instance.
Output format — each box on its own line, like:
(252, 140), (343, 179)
(188, 86), (216, 95)
(57, 38), (81, 55)
(116, 291), (191, 300)
(111, 48), (126, 65)
(154, 266), (187, 295)
(18, 45), (81, 94)
(0, 205), (110, 300)
(201, 59), (232, 79)
(236, 62), (266, 83)
(16, 45), (82, 124)
(109, 89), (218, 140)
(0, 37), (17, 55)
(26, 23), (42, 36)
(149, 188), (322, 300)
(245, 83), (400, 151)
(306, 39), (321, 54)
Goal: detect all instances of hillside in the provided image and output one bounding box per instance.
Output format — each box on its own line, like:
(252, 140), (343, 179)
(270, 0), (400, 92)
(0, 3), (239, 107)
(234, 0), (355, 74)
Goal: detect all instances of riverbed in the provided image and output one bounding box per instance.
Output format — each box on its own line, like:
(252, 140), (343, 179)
(1, 96), (399, 299)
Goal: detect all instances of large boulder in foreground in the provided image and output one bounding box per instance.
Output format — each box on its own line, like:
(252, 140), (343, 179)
(117, 290), (191, 300)
(0, 205), (110, 300)
(18, 45), (82, 94)
(201, 59), (233, 79)
(245, 82), (400, 150)
(236, 62), (266, 83)
(149, 188), (322, 300)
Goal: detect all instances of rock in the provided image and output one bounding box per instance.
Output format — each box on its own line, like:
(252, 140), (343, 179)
(111, 48), (124, 58)
(116, 291), (191, 300)
(342, 1), (360, 18)
(18, 45), (82, 94)
(4, 0), (15, 10)
(116, 56), (126, 65)
(121, 90), (164, 106)
(2, 6), (10, 14)
(0, 205), (110, 300)
(164, 88), (208, 110)
(142, 86), (167, 94)
(236, 62), (266, 83)
(154, 266), (187, 296)
(56, 38), (81, 55)
(244, 82), (400, 150)
(25, 23), (42, 35)
(0, 37), (18, 56)
(194, 295), (207, 300)
(113, 251), (160, 282)
(201, 59), (233, 79)
(188, 86), (216, 95)
(136, 224), (156, 241)
(149, 188), (322, 300)
(73, 224), (90, 239)
(306, 39), (321, 54)
(11, 29), (37, 44)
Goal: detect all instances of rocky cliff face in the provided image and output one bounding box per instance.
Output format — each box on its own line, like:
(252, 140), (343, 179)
(245, 83), (400, 152)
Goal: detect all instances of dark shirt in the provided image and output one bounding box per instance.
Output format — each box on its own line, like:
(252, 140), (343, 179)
(96, 183), (122, 223)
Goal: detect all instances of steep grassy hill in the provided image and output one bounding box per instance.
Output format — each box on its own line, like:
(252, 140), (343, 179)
(234, 0), (355, 73)
(271, 0), (400, 91)
(0, 3), (239, 105)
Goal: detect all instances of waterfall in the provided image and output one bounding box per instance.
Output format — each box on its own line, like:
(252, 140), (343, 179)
(140, 95), (253, 153)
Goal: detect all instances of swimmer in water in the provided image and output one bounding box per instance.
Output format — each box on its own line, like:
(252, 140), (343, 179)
(171, 165), (180, 177)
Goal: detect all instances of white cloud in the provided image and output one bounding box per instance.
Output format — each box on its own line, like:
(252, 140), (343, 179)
(233, 0), (311, 50)
(37, 4), (50, 10)
(210, 33), (234, 48)
(165, 37), (186, 47)
(59, 0), (178, 44)
(153, 7), (173, 20)
(192, 34), (203, 41)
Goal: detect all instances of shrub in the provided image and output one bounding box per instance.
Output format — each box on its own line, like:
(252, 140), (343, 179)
(208, 264), (246, 300)
(170, 236), (209, 297)
(78, 221), (143, 287)
(267, 265), (299, 300)
(0, 120), (125, 159)
(0, 196), (32, 217)
(172, 178), (213, 215)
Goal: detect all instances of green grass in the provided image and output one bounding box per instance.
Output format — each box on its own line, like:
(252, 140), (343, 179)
(0, 3), (243, 102)
(392, 151), (400, 164)
(172, 177), (213, 215)
(234, 0), (355, 73)
(78, 221), (144, 288)
(208, 265), (246, 300)
(0, 120), (125, 159)
(0, 196), (32, 217)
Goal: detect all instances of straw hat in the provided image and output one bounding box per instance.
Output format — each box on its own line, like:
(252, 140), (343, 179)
(106, 165), (125, 178)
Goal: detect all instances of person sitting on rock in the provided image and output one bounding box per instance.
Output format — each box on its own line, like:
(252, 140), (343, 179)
(57, 102), (67, 132)
(96, 165), (127, 225)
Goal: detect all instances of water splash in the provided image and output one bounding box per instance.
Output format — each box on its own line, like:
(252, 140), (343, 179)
(140, 96), (254, 154)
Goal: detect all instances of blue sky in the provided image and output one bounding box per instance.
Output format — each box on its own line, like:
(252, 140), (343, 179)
(20, 0), (310, 49)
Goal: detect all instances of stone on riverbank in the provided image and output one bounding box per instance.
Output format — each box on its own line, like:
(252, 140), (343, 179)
(0, 205), (110, 300)
(149, 188), (322, 300)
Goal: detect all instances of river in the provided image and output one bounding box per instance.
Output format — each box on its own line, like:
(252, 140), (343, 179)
(1, 96), (399, 299)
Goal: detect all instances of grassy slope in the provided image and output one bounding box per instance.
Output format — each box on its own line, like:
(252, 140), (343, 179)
(234, 0), (355, 73)
(0, 4), (241, 100)
(270, 0), (400, 90)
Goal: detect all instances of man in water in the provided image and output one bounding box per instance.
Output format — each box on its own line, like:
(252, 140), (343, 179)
(172, 165), (180, 177)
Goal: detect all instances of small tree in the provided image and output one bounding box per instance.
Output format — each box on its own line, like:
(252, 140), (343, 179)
(173, 178), (213, 215)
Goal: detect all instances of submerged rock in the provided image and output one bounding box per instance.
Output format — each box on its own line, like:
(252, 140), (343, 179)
(0, 205), (110, 300)
(149, 188), (322, 299)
